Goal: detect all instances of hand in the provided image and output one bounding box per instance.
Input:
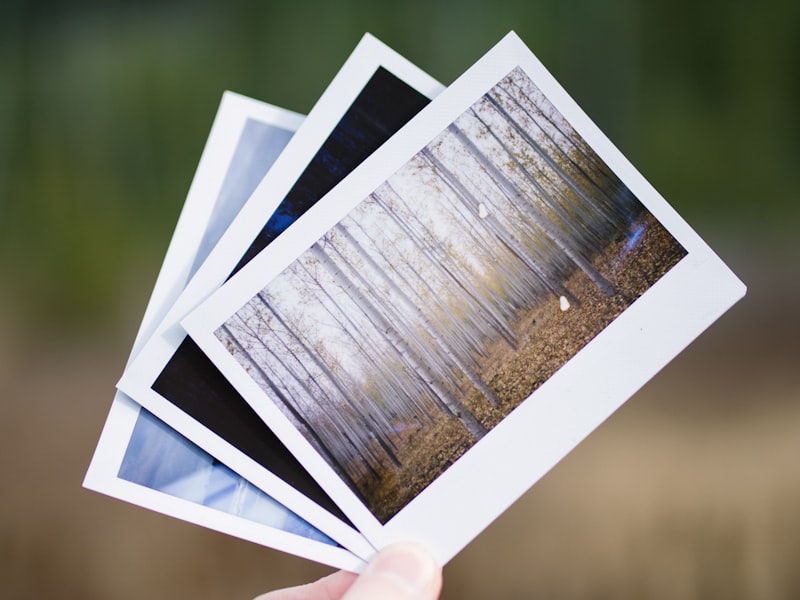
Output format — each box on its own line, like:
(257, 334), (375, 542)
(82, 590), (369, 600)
(254, 542), (443, 600)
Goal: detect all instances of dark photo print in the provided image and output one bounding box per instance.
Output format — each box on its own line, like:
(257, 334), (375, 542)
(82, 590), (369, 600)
(152, 67), (432, 520)
(215, 67), (688, 524)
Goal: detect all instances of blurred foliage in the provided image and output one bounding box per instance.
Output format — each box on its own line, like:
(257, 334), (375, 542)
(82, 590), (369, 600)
(0, 0), (797, 330)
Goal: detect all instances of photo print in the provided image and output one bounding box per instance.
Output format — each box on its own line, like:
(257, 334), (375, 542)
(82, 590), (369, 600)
(212, 64), (687, 524)
(85, 93), (364, 570)
(116, 33), (443, 558)
(185, 32), (745, 564)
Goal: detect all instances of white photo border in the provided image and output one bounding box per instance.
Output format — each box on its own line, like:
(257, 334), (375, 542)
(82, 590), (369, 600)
(84, 91), (364, 570)
(184, 32), (746, 565)
(116, 33), (445, 560)
(85, 395), (363, 571)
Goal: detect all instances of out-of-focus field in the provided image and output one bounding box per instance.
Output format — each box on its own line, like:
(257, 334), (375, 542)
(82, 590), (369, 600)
(1, 240), (797, 599)
(1, 2), (798, 597)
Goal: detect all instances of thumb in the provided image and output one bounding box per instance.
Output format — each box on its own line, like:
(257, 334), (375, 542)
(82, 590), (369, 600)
(342, 542), (442, 600)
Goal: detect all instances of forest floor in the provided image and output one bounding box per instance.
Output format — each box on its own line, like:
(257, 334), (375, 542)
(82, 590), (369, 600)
(365, 211), (688, 523)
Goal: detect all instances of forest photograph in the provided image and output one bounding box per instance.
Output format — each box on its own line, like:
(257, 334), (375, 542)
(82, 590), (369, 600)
(214, 66), (688, 524)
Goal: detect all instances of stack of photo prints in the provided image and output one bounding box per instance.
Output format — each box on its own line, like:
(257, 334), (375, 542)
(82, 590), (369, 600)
(84, 32), (746, 570)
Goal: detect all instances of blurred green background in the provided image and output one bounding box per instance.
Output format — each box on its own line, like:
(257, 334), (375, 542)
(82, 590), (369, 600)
(1, 1), (798, 598)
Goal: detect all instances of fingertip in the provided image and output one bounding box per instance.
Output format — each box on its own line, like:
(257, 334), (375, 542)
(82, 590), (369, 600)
(345, 542), (442, 599)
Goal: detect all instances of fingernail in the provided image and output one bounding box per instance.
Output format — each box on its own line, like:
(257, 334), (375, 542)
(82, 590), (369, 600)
(365, 542), (440, 595)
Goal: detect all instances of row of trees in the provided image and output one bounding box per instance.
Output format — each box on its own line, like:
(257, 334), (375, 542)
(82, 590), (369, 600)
(216, 66), (648, 516)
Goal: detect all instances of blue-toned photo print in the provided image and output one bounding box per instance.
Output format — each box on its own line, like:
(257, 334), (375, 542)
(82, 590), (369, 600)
(119, 408), (335, 543)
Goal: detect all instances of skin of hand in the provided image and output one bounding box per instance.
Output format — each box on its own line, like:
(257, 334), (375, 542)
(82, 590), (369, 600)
(254, 542), (443, 600)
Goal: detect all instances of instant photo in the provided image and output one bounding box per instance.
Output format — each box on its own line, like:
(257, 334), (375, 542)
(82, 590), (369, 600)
(85, 93), (363, 570)
(213, 64), (687, 523)
(117, 33), (443, 557)
(185, 32), (746, 564)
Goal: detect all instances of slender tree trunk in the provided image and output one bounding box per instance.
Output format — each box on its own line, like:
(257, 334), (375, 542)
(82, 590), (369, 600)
(333, 222), (502, 407)
(445, 123), (615, 297)
(309, 241), (488, 441)
(219, 321), (362, 492)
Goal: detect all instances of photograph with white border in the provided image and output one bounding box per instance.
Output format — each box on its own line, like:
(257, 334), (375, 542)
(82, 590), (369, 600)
(117, 33), (443, 559)
(86, 397), (363, 571)
(84, 92), (362, 570)
(184, 32), (746, 565)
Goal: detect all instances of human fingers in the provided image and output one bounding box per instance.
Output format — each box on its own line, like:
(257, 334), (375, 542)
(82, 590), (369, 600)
(341, 542), (442, 600)
(253, 569), (358, 600)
